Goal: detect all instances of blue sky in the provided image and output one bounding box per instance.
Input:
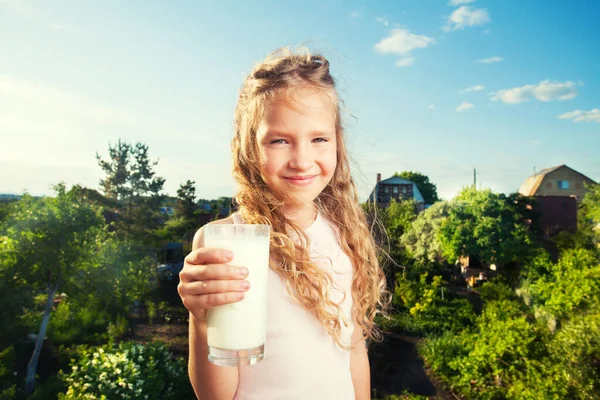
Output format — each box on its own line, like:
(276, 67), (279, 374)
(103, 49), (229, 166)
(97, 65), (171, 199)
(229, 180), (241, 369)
(1, 0), (599, 201)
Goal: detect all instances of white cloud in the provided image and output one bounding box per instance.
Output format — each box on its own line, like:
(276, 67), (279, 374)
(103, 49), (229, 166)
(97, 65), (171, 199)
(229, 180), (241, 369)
(395, 57), (415, 67)
(449, 0), (476, 6)
(460, 84), (485, 94)
(478, 56), (503, 63)
(444, 6), (490, 31)
(456, 102), (474, 112)
(375, 17), (389, 26)
(350, 11), (360, 19)
(558, 108), (600, 123)
(483, 29), (491, 35)
(374, 28), (436, 67)
(428, 104), (435, 110)
(490, 80), (579, 104)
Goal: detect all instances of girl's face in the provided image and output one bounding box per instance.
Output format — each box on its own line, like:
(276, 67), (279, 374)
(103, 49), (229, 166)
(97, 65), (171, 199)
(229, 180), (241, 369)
(256, 87), (338, 210)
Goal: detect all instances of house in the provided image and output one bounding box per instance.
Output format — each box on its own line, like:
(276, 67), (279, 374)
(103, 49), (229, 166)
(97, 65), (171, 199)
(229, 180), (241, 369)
(368, 173), (425, 210)
(518, 164), (596, 203)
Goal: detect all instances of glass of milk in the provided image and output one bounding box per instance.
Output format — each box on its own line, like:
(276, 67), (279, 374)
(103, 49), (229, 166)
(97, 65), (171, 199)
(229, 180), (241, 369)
(203, 224), (270, 366)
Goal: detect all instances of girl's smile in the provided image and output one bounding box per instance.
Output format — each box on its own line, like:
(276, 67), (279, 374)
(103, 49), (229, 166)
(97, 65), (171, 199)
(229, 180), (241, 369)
(283, 174), (318, 186)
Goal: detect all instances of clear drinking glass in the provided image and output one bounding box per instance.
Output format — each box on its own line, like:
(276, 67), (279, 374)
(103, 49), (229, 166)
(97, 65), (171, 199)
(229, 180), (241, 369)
(203, 224), (271, 366)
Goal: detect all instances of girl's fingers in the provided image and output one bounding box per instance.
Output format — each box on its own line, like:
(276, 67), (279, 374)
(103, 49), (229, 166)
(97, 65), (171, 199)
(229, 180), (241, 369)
(182, 291), (245, 311)
(180, 279), (250, 296)
(179, 263), (249, 282)
(185, 247), (233, 266)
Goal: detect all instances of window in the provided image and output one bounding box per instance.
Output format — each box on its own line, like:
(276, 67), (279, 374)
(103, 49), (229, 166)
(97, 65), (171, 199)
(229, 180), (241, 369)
(393, 186), (399, 194)
(557, 180), (570, 189)
(384, 186), (390, 193)
(401, 186), (407, 194)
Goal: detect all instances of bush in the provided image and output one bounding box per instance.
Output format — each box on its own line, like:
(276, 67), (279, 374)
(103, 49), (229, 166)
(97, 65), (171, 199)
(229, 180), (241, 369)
(106, 315), (130, 345)
(388, 273), (475, 335)
(48, 300), (110, 345)
(419, 248), (600, 399)
(0, 346), (17, 400)
(59, 341), (193, 399)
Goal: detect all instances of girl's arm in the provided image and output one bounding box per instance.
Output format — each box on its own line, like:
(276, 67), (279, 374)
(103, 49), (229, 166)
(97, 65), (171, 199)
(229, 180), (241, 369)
(188, 313), (239, 399)
(186, 226), (240, 400)
(350, 313), (371, 400)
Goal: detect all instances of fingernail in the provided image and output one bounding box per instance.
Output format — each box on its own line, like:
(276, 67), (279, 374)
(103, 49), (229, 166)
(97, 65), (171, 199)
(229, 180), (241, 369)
(240, 281), (250, 290)
(239, 267), (249, 277)
(224, 251), (234, 260)
(236, 292), (245, 299)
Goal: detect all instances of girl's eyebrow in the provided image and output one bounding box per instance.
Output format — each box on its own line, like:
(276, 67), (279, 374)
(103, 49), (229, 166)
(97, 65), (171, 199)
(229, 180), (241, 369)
(263, 130), (334, 139)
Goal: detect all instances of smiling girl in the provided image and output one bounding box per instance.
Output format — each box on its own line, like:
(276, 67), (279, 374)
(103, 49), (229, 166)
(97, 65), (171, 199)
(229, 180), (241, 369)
(178, 48), (388, 400)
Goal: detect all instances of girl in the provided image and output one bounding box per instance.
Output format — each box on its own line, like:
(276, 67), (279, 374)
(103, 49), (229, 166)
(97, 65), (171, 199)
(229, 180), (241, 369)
(178, 48), (388, 400)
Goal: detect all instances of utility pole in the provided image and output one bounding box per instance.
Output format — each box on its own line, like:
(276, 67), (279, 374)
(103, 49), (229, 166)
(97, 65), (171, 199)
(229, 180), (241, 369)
(473, 168), (477, 188)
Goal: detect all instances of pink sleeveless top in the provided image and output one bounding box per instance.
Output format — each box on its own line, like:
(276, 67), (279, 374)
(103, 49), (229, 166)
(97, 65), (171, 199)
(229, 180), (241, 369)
(232, 212), (355, 400)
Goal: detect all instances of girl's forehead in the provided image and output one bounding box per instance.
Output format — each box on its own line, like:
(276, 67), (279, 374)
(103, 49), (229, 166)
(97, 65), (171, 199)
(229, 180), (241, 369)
(262, 87), (337, 121)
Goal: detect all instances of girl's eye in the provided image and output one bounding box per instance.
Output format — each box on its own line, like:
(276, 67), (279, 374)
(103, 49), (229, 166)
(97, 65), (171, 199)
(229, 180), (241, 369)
(270, 139), (287, 145)
(313, 137), (329, 143)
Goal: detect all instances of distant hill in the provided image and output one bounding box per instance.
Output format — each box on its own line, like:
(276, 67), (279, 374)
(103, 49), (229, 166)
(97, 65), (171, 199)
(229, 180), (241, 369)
(0, 194), (21, 201)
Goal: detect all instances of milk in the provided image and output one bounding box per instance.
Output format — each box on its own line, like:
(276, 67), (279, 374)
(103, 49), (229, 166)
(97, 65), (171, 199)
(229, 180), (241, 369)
(204, 228), (270, 351)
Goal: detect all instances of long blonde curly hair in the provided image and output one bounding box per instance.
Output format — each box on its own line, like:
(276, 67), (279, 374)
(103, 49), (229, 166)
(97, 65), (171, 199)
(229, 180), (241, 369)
(231, 48), (389, 349)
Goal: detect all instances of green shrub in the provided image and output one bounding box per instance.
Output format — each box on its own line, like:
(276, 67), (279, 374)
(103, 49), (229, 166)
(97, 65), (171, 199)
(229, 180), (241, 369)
(389, 273), (475, 335)
(419, 248), (600, 399)
(478, 280), (516, 302)
(106, 315), (129, 345)
(0, 346), (17, 400)
(48, 300), (110, 344)
(58, 341), (194, 399)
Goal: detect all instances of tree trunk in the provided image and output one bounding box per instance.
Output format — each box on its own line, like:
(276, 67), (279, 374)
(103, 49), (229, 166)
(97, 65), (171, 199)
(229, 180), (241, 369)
(25, 283), (58, 396)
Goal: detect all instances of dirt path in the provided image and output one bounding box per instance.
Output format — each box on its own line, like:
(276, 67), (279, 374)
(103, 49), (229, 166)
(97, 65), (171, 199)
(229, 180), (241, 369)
(370, 333), (455, 399)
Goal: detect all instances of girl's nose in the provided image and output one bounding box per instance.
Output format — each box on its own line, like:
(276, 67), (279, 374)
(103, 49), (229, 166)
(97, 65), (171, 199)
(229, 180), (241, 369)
(289, 146), (314, 171)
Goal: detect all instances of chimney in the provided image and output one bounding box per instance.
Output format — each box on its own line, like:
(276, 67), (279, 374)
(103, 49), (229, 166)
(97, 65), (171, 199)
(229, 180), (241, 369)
(377, 173), (381, 183)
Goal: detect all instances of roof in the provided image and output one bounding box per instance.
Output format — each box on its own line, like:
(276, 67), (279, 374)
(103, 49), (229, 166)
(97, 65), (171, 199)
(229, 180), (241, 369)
(518, 164), (597, 196)
(368, 176), (425, 203)
(380, 177), (415, 185)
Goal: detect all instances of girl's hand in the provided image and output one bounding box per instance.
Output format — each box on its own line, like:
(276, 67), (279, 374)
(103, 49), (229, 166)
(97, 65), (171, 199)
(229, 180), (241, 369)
(177, 248), (250, 321)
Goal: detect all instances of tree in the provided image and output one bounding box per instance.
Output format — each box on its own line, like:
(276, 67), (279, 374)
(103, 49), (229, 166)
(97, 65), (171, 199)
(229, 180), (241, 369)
(175, 180), (197, 220)
(580, 183), (600, 246)
(439, 188), (534, 269)
(96, 140), (166, 244)
(0, 183), (106, 395)
(401, 201), (455, 266)
(394, 171), (440, 204)
(96, 140), (131, 203)
(581, 183), (600, 223)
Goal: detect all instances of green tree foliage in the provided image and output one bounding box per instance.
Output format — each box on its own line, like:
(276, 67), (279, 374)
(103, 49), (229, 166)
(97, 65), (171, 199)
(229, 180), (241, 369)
(175, 180), (197, 220)
(159, 180), (201, 243)
(0, 183), (107, 394)
(389, 273), (474, 335)
(0, 346), (17, 399)
(401, 201), (454, 267)
(362, 199), (417, 288)
(0, 199), (18, 226)
(393, 171), (440, 204)
(439, 188), (533, 268)
(521, 248), (600, 326)
(96, 140), (166, 245)
(420, 248), (600, 399)
(581, 183), (600, 223)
